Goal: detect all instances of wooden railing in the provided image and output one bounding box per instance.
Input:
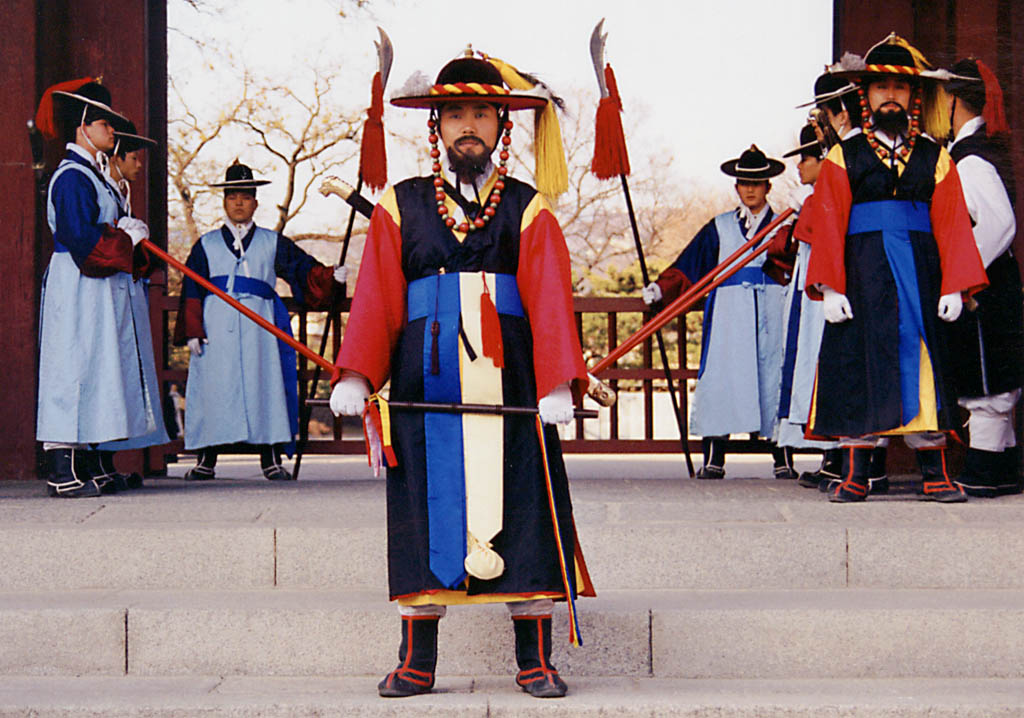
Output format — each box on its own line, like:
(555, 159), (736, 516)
(150, 275), (776, 458)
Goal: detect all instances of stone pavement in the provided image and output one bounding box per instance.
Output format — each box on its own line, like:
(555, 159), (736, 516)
(0, 453), (1022, 715)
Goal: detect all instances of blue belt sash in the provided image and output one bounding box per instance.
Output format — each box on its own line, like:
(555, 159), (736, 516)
(211, 274), (298, 454)
(848, 200), (936, 423)
(406, 272), (523, 588)
(717, 265), (778, 288)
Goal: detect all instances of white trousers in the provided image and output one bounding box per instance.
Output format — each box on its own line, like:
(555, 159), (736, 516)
(398, 598), (555, 618)
(959, 389), (1021, 452)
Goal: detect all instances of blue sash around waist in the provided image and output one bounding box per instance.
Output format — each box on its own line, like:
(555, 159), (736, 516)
(849, 200), (932, 235)
(210, 274), (298, 454)
(407, 272), (524, 320)
(717, 266), (777, 288)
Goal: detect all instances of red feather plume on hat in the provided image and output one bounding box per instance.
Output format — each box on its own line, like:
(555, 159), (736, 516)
(35, 77), (96, 140)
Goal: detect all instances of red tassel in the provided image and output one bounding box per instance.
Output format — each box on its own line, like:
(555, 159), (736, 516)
(975, 59), (1009, 135)
(480, 276), (504, 369)
(35, 77), (95, 141)
(359, 71), (387, 190)
(591, 65), (630, 179)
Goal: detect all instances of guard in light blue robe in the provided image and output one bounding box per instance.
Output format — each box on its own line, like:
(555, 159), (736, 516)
(38, 149), (154, 446)
(645, 145), (792, 478)
(174, 162), (340, 481)
(96, 125), (170, 465)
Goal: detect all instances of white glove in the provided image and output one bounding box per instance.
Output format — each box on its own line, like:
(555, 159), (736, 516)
(641, 282), (662, 306)
(938, 292), (963, 322)
(330, 374), (370, 417)
(538, 383), (574, 425)
(333, 265), (348, 283)
(821, 285), (854, 323)
(187, 337), (207, 357)
(117, 216), (149, 246)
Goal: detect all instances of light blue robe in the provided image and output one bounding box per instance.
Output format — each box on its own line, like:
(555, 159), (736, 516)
(37, 160), (154, 443)
(774, 240), (835, 448)
(96, 182), (170, 452)
(183, 227), (293, 449)
(690, 212), (787, 437)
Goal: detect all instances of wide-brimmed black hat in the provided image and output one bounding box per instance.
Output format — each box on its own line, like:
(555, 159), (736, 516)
(391, 55), (547, 111)
(49, 80), (131, 139)
(944, 58), (985, 106)
(209, 160), (271, 191)
(832, 33), (948, 82)
(113, 121), (157, 155)
(783, 125), (824, 159)
(796, 72), (860, 109)
(721, 144), (785, 179)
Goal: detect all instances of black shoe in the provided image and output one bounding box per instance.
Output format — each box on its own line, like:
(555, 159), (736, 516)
(771, 445), (797, 479)
(183, 465), (215, 481)
(869, 476), (889, 495)
(46, 449), (102, 498)
(125, 472), (144, 489)
(695, 465), (725, 480)
(800, 468), (837, 488)
(378, 616), (438, 697)
(828, 446), (872, 503)
(917, 448), (967, 503)
(801, 448), (842, 488)
(774, 466), (799, 480)
(514, 615), (567, 698)
(262, 464), (293, 481)
(956, 447), (1013, 498)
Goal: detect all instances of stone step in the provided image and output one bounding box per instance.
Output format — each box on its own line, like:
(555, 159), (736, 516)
(2, 589), (1023, 680)
(2, 480), (1024, 592)
(0, 675), (1021, 717)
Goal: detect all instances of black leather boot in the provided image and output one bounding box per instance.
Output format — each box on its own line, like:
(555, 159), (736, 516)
(696, 437), (725, 479)
(829, 445), (872, 503)
(95, 451), (129, 493)
(98, 451), (142, 490)
(916, 447), (967, 503)
(260, 444), (293, 481)
(184, 448), (217, 481)
(771, 445), (798, 479)
(955, 447), (1003, 497)
(46, 449), (101, 499)
(999, 446), (1023, 496)
(868, 446), (889, 494)
(378, 616), (438, 697)
(801, 448), (841, 489)
(513, 615), (567, 698)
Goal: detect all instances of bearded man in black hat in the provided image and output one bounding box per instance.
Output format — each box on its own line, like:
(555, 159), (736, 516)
(803, 34), (988, 503)
(941, 58), (1023, 497)
(642, 145), (795, 480)
(34, 79), (158, 498)
(329, 50), (593, 699)
(173, 161), (346, 481)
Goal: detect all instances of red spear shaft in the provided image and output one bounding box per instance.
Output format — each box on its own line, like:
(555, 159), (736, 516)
(591, 207), (794, 376)
(142, 238), (339, 381)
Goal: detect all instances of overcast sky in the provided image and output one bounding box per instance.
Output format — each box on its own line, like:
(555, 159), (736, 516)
(169, 0), (834, 232)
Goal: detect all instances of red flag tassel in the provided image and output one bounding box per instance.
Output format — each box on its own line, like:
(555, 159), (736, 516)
(363, 399), (398, 468)
(591, 64), (630, 179)
(359, 71), (387, 190)
(480, 276), (504, 368)
(975, 59), (1009, 135)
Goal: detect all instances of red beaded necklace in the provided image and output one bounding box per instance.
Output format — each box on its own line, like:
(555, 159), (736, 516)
(858, 84), (923, 164)
(430, 116), (514, 234)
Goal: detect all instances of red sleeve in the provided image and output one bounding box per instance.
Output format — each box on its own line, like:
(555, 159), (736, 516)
(654, 268), (693, 305)
(792, 192), (816, 246)
(80, 225), (136, 277)
(803, 149), (853, 300)
(517, 198), (589, 401)
(335, 193), (407, 390)
(172, 296), (206, 345)
(304, 264), (338, 310)
(930, 152), (989, 297)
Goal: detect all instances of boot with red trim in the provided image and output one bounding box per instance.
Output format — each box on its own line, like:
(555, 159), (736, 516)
(916, 447), (967, 503)
(513, 615), (567, 698)
(377, 615), (438, 698)
(828, 445), (872, 503)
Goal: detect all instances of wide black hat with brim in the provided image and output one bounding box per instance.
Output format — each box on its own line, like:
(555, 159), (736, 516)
(795, 72), (860, 109)
(783, 125), (824, 159)
(831, 33), (949, 82)
(53, 82), (130, 132)
(721, 144), (785, 179)
(390, 56), (547, 111)
(209, 161), (271, 189)
(114, 121), (157, 154)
